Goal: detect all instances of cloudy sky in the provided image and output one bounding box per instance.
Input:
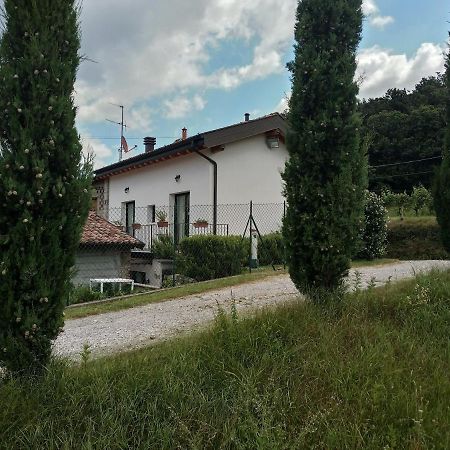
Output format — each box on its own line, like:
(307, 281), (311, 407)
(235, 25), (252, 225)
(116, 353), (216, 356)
(2, 0), (449, 167)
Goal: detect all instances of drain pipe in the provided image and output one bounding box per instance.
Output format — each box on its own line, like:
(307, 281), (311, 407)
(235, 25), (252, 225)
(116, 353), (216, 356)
(195, 150), (217, 235)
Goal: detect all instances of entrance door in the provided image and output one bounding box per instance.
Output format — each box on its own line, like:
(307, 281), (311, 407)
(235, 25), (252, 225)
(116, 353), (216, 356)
(174, 193), (190, 244)
(125, 201), (135, 236)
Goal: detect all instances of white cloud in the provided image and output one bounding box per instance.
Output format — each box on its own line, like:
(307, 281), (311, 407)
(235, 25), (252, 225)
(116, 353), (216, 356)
(357, 43), (446, 98)
(163, 94), (206, 119)
(370, 15), (394, 29)
(75, 0), (297, 126)
(81, 134), (114, 169)
(275, 94), (290, 113)
(362, 0), (394, 29)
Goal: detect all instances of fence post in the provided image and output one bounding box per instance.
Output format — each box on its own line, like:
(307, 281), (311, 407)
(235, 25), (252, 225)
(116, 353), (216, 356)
(249, 201), (253, 273)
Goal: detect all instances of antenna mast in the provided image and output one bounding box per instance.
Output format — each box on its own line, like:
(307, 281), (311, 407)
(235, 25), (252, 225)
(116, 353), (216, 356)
(106, 104), (127, 162)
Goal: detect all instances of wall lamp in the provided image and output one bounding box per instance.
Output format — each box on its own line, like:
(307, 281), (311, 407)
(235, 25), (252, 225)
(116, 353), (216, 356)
(124, 187), (130, 194)
(266, 136), (280, 149)
(175, 175), (181, 182)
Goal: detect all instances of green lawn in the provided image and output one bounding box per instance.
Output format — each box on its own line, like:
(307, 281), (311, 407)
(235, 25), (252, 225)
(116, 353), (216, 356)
(2, 270), (450, 448)
(66, 260), (398, 320)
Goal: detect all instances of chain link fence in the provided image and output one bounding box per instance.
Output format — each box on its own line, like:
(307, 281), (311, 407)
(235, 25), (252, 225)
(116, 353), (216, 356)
(70, 202), (286, 304)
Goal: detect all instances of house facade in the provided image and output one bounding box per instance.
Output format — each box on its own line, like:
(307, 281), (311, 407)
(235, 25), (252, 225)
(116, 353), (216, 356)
(93, 113), (288, 245)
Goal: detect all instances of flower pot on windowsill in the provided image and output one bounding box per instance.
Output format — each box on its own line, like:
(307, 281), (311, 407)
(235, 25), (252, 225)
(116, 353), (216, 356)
(132, 223), (142, 230)
(157, 221), (169, 228)
(194, 221), (208, 229)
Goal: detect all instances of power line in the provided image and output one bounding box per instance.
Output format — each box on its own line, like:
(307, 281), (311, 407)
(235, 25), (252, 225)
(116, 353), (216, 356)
(84, 136), (180, 140)
(370, 156), (442, 169)
(371, 170), (436, 180)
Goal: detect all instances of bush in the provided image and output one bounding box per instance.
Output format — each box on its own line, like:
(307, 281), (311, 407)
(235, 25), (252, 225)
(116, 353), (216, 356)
(68, 286), (104, 306)
(152, 235), (175, 259)
(411, 185), (433, 216)
(358, 191), (388, 260)
(386, 217), (449, 260)
(178, 235), (246, 281)
(258, 233), (285, 266)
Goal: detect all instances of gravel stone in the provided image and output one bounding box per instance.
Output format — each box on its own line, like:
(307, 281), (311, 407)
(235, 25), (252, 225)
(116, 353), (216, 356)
(53, 260), (450, 361)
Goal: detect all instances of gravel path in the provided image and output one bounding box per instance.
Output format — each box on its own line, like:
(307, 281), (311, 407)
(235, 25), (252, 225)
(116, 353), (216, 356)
(54, 260), (450, 360)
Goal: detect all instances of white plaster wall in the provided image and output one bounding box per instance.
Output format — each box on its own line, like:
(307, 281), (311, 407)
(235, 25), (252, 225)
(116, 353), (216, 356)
(105, 134), (288, 234)
(108, 153), (212, 210)
(213, 134), (288, 205)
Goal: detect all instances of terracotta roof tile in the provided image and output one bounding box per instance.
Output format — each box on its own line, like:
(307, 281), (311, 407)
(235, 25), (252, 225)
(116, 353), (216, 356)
(80, 211), (145, 248)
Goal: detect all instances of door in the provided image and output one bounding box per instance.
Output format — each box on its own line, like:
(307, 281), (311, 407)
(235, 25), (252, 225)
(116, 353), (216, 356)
(174, 193), (190, 244)
(125, 201), (135, 236)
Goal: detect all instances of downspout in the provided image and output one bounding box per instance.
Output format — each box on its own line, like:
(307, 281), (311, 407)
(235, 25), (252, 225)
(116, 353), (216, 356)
(194, 150), (217, 235)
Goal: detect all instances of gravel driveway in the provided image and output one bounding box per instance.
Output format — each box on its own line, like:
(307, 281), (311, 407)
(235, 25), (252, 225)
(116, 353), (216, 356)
(54, 260), (450, 360)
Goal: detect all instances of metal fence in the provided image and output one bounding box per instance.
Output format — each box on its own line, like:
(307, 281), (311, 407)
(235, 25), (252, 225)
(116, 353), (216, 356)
(71, 202), (286, 303)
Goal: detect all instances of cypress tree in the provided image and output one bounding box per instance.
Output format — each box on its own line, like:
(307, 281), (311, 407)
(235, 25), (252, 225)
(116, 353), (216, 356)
(434, 37), (450, 251)
(0, 1), (92, 374)
(283, 0), (365, 298)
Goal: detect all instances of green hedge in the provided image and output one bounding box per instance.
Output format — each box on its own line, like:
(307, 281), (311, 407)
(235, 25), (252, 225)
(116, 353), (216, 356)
(258, 232), (285, 266)
(178, 235), (247, 281)
(386, 218), (449, 260)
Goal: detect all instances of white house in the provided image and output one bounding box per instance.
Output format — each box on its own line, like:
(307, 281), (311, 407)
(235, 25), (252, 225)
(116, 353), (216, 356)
(93, 113), (288, 246)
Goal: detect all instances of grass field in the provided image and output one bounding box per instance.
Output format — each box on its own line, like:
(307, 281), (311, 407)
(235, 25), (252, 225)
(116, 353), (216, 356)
(2, 269), (450, 448)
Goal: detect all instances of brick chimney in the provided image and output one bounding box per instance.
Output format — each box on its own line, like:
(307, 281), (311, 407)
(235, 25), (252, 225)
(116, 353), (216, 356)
(245, 113), (250, 122)
(182, 127), (187, 140)
(144, 137), (156, 153)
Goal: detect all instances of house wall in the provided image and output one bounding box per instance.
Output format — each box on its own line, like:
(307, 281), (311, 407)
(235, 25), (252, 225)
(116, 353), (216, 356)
(73, 248), (131, 286)
(104, 134), (288, 235)
(107, 135), (287, 206)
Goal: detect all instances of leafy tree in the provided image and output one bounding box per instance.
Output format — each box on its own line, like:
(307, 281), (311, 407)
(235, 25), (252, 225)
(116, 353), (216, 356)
(360, 75), (446, 192)
(434, 38), (450, 251)
(411, 185), (432, 216)
(0, 1), (92, 375)
(283, 0), (364, 298)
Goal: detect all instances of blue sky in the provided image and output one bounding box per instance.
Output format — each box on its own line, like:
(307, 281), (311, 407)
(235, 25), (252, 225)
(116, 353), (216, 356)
(3, 0), (446, 167)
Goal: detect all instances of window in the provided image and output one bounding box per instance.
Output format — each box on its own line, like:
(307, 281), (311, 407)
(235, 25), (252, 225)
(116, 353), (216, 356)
(147, 205), (156, 223)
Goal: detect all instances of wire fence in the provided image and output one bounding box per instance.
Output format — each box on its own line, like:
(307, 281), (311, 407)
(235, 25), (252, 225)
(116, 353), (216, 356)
(71, 202), (286, 304)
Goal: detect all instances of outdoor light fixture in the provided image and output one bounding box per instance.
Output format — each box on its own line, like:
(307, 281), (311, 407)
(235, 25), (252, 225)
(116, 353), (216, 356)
(175, 175), (181, 182)
(124, 187), (130, 194)
(266, 136), (280, 149)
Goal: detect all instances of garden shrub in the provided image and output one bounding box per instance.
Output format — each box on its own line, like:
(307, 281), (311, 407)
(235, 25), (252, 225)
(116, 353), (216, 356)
(68, 285), (103, 306)
(258, 233), (285, 266)
(152, 235), (175, 259)
(411, 185), (433, 216)
(178, 235), (246, 281)
(386, 218), (449, 260)
(357, 191), (388, 260)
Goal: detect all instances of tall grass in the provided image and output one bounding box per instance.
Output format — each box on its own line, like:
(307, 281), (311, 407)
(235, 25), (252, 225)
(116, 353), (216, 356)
(1, 270), (450, 449)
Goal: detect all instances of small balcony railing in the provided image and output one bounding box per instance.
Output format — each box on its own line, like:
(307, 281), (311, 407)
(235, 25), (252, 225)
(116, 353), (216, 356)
(128, 222), (229, 250)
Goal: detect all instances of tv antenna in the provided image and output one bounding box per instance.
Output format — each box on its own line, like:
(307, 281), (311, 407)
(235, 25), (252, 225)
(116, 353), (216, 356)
(106, 103), (136, 161)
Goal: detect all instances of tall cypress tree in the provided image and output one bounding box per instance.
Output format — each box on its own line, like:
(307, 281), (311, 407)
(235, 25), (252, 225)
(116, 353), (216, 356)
(283, 0), (364, 298)
(434, 37), (450, 251)
(0, 1), (92, 374)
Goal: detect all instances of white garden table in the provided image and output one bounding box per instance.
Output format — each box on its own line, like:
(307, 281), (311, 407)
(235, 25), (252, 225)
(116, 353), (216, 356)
(89, 278), (135, 293)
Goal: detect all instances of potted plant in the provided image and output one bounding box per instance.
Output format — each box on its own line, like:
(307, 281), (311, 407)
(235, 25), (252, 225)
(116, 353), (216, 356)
(156, 210), (169, 227)
(113, 220), (125, 231)
(194, 218), (208, 228)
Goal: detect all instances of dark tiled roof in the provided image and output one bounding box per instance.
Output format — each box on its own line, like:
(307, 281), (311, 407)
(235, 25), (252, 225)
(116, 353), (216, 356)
(80, 211), (144, 249)
(94, 113), (287, 180)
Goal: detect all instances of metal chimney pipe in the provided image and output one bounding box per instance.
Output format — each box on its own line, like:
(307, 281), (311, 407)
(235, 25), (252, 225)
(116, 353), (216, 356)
(245, 113), (250, 122)
(144, 137), (156, 153)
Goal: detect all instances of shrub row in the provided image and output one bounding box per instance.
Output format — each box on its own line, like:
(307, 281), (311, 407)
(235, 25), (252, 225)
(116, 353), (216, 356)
(178, 233), (285, 281)
(386, 218), (449, 260)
